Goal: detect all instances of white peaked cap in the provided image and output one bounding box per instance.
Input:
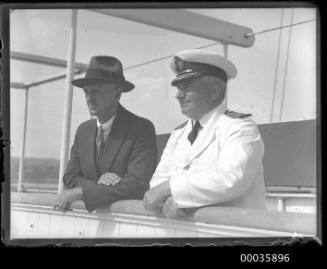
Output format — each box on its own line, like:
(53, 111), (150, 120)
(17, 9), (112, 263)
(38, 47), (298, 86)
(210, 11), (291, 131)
(171, 49), (237, 80)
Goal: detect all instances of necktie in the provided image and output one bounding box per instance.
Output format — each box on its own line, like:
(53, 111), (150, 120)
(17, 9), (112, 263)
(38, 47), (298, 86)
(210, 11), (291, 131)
(96, 125), (105, 156)
(187, 121), (201, 145)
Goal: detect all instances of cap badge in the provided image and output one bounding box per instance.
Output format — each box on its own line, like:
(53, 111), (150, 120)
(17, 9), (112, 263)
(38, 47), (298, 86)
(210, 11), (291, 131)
(173, 56), (184, 73)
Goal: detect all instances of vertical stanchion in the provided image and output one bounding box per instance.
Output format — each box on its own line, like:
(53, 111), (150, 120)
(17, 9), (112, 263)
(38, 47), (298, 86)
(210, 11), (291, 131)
(277, 198), (286, 212)
(223, 44), (228, 59)
(223, 44), (228, 105)
(58, 9), (78, 194)
(17, 87), (29, 192)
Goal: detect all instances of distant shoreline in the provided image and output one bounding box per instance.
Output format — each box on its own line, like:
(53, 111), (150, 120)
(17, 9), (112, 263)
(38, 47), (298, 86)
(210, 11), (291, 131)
(10, 157), (60, 184)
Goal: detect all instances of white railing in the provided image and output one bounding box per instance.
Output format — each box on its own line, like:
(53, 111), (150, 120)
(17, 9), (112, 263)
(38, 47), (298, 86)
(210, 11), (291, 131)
(10, 193), (316, 240)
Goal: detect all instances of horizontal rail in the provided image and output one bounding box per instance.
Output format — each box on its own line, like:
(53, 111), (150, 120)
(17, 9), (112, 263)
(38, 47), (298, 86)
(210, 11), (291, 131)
(266, 186), (316, 193)
(11, 51), (88, 70)
(11, 203), (301, 238)
(10, 82), (26, 89)
(266, 193), (316, 198)
(11, 192), (316, 236)
(25, 69), (84, 88)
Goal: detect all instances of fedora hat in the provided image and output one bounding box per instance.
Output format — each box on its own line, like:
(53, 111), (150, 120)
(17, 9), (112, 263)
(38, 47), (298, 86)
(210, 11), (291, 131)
(72, 56), (135, 92)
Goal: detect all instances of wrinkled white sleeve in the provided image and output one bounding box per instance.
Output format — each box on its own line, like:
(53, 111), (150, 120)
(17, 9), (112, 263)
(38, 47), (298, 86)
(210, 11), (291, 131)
(170, 120), (264, 208)
(149, 132), (176, 188)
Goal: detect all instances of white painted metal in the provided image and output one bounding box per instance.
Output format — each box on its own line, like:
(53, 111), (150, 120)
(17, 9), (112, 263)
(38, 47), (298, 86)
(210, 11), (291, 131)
(89, 9), (255, 47)
(277, 198), (286, 212)
(268, 196), (316, 213)
(11, 203), (306, 239)
(11, 51), (88, 70)
(26, 69), (84, 89)
(266, 192), (316, 198)
(223, 44), (228, 58)
(266, 186), (316, 193)
(10, 82), (26, 89)
(17, 88), (29, 192)
(266, 195), (316, 213)
(223, 44), (228, 104)
(58, 9), (78, 194)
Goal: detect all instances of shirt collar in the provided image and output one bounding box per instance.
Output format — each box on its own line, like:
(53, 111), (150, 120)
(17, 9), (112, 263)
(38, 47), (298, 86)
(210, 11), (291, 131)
(96, 114), (117, 131)
(193, 99), (227, 128)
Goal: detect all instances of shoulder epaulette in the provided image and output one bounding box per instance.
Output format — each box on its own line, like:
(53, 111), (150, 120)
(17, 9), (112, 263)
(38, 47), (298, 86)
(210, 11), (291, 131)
(174, 121), (188, 130)
(224, 109), (252, 119)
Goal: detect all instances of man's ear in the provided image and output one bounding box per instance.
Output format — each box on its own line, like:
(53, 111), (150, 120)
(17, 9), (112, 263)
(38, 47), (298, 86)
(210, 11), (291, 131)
(210, 86), (221, 99)
(207, 83), (221, 101)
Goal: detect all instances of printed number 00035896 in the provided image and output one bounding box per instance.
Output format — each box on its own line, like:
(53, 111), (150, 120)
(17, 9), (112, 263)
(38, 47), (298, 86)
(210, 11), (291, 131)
(240, 253), (290, 263)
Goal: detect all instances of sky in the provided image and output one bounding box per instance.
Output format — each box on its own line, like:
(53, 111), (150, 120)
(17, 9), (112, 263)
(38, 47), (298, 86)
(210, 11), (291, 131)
(9, 7), (316, 159)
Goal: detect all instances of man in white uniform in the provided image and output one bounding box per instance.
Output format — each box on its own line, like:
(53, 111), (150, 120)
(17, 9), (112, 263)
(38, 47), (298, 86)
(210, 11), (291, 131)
(143, 49), (266, 218)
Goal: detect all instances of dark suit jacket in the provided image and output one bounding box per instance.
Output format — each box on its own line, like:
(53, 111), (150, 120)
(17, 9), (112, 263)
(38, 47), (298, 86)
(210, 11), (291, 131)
(63, 104), (157, 212)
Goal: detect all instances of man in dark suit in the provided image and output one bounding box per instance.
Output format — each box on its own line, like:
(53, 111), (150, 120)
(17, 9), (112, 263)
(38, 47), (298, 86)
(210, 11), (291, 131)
(53, 56), (157, 213)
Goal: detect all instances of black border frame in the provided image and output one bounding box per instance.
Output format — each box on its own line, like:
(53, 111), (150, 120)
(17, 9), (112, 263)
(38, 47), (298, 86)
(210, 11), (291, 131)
(0, 1), (323, 250)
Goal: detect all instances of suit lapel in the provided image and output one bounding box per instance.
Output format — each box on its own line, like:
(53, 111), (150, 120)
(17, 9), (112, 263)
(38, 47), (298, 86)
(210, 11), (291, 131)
(100, 105), (130, 172)
(83, 119), (99, 178)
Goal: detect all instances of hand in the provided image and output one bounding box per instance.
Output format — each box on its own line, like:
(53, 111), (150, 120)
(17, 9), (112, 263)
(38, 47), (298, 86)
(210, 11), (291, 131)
(143, 181), (171, 212)
(53, 187), (83, 212)
(162, 196), (186, 219)
(97, 172), (122, 186)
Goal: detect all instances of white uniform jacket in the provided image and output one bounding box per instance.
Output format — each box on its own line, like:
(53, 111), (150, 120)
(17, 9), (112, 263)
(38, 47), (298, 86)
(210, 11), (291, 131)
(150, 104), (267, 210)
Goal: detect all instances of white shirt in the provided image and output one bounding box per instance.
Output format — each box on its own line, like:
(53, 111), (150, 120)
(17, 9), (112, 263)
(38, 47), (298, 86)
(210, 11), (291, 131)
(96, 115), (116, 141)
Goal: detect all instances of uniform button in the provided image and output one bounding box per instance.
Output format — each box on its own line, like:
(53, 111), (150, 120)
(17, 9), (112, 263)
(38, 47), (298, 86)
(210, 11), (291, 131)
(184, 164), (190, 170)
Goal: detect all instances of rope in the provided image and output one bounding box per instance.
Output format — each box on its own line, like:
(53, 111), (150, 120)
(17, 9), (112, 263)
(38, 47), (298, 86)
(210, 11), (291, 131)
(279, 8), (295, 121)
(124, 42), (220, 71)
(270, 9), (284, 122)
(124, 18), (315, 72)
(245, 18), (315, 38)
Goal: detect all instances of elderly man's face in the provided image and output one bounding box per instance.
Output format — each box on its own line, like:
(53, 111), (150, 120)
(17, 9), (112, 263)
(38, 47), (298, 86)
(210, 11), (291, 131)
(175, 78), (216, 120)
(83, 83), (120, 118)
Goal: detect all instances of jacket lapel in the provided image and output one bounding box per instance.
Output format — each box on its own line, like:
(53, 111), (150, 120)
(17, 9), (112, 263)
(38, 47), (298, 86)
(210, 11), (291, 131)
(185, 106), (225, 165)
(83, 119), (99, 178)
(185, 122), (217, 164)
(100, 105), (130, 172)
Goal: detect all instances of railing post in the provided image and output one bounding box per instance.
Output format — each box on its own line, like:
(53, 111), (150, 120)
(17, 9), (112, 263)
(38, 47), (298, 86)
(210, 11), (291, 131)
(223, 44), (228, 105)
(58, 9), (78, 194)
(277, 198), (286, 212)
(17, 87), (29, 192)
